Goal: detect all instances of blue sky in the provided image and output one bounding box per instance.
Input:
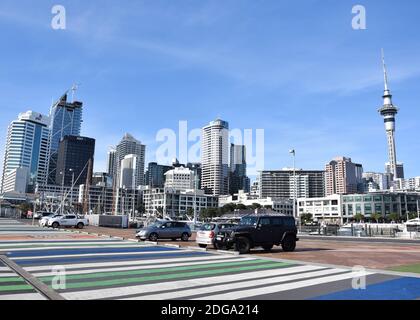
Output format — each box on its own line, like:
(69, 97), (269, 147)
(0, 0), (419, 180)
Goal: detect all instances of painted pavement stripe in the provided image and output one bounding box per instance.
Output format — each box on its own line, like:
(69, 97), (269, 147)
(56, 261), (289, 291)
(0, 292), (46, 300)
(39, 259), (273, 283)
(14, 251), (210, 266)
(1, 244), (150, 252)
(126, 268), (346, 300)
(11, 249), (186, 260)
(23, 254), (244, 272)
(313, 277), (420, 300)
(8, 245), (179, 258)
(63, 265), (323, 300)
(30, 257), (257, 277)
(193, 271), (376, 300)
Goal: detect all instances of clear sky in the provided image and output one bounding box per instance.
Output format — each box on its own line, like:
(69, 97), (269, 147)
(0, 0), (419, 180)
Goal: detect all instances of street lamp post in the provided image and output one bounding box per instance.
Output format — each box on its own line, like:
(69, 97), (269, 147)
(69, 169), (75, 210)
(60, 171), (65, 216)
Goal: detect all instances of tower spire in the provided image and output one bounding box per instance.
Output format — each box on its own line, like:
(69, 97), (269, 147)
(381, 48), (389, 91)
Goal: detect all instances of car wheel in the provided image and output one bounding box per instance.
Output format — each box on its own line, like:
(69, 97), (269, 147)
(262, 245), (273, 252)
(149, 233), (158, 242)
(198, 244), (207, 248)
(181, 233), (189, 242)
(52, 222), (59, 229)
(235, 237), (251, 254)
(77, 222), (84, 229)
(282, 235), (297, 252)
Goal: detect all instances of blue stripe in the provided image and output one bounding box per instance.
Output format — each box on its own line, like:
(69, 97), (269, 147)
(15, 251), (209, 266)
(7, 246), (179, 257)
(313, 277), (420, 300)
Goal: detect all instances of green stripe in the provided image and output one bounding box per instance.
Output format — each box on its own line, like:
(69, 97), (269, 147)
(40, 259), (274, 282)
(0, 277), (25, 284)
(0, 284), (34, 292)
(54, 262), (288, 290)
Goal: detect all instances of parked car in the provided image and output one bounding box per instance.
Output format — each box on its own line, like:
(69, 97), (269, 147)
(39, 213), (60, 227)
(196, 222), (236, 249)
(34, 211), (55, 220)
(215, 214), (299, 254)
(47, 214), (89, 229)
(136, 221), (192, 242)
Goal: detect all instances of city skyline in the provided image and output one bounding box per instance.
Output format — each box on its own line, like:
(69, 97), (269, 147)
(1, 1), (420, 179)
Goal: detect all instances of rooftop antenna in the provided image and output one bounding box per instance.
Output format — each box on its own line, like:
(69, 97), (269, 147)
(71, 83), (80, 102)
(381, 49), (389, 91)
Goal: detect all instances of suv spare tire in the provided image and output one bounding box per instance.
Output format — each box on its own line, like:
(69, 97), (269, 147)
(235, 237), (251, 254)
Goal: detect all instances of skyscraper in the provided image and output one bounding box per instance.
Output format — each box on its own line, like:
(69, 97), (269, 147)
(1, 111), (50, 193)
(201, 119), (229, 196)
(145, 162), (173, 188)
(114, 134), (146, 188)
(119, 154), (137, 189)
(229, 144), (250, 194)
(55, 136), (95, 187)
(325, 157), (363, 196)
(107, 148), (116, 177)
(379, 50), (401, 180)
(47, 93), (83, 184)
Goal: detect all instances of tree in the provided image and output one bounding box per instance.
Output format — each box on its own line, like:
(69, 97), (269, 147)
(370, 213), (381, 223)
(353, 213), (365, 222)
(200, 208), (222, 219)
(248, 203), (262, 210)
(300, 213), (313, 224)
(222, 203), (236, 214)
(388, 212), (399, 223)
(236, 204), (247, 210)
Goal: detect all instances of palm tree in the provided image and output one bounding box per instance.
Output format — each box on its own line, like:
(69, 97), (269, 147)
(370, 213), (381, 223)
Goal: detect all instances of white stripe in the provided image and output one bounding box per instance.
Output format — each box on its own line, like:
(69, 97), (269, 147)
(11, 249), (192, 260)
(0, 273), (17, 278)
(63, 265), (324, 300)
(1, 244), (148, 252)
(24, 254), (241, 272)
(0, 241), (132, 248)
(0, 293), (47, 300)
(195, 271), (375, 300)
(127, 268), (346, 300)
(31, 258), (256, 277)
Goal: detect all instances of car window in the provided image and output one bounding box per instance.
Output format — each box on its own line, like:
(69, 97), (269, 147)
(270, 217), (283, 226)
(66, 215), (76, 219)
(220, 224), (233, 229)
(259, 218), (271, 226)
(240, 216), (258, 226)
(164, 222), (174, 228)
(200, 224), (216, 231)
(284, 217), (296, 227)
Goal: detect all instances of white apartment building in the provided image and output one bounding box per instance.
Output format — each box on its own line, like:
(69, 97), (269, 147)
(1, 111), (50, 194)
(164, 166), (196, 191)
(201, 119), (229, 196)
(219, 190), (294, 216)
(119, 154), (137, 189)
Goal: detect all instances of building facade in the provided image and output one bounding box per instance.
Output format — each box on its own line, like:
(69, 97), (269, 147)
(1, 111), (50, 193)
(106, 148), (116, 178)
(164, 166), (196, 191)
(47, 93), (83, 184)
(325, 157), (363, 196)
(143, 187), (218, 217)
(201, 119), (229, 196)
(119, 154), (137, 189)
(229, 144), (250, 194)
(145, 162), (173, 188)
(259, 169), (325, 199)
(55, 136), (95, 187)
(114, 133), (146, 188)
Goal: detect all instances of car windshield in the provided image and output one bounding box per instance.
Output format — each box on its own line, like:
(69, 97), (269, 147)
(200, 224), (215, 231)
(240, 216), (258, 226)
(150, 222), (164, 228)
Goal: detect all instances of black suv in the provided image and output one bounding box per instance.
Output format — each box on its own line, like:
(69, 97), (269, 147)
(214, 214), (299, 254)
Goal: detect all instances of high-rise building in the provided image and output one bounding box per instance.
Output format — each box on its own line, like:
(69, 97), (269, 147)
(229, 144), (250, 194)
(186, 163), (202, 190)
(201, 119), (229, 196)
(55, 136), (95, 187)
(1, 111), (50, 193)
(385, 162), (404, 180)
(325, 157), (363, 196)
(164, 166), (196, 191)
(362, 172), (391, 191)
(119, 154), (137, 189)
(47, 93), (83, 184)
(107, 148), (116, 178)
(114, 134), (146, 188)
(145, 162), (173, 188)
(259, 169), (325, 199)
(379, 50), (401, 180)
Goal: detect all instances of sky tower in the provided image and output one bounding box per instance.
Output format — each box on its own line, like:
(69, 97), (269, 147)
(378, 50), (400, 180)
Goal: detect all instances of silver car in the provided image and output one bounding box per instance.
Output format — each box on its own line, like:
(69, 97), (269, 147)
(196, 223), (236, 249)
(136, 221), (192, 242)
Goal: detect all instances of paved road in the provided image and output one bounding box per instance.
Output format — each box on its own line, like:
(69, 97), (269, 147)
(1, 219), (420, 300)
